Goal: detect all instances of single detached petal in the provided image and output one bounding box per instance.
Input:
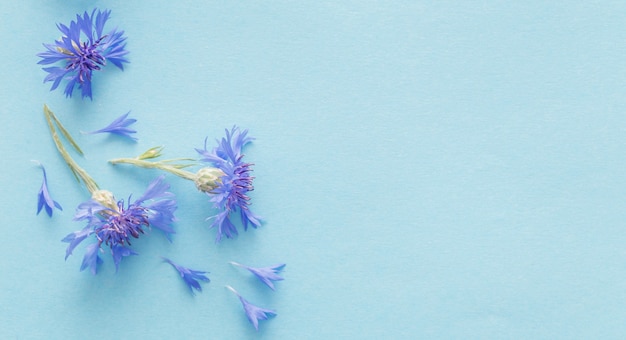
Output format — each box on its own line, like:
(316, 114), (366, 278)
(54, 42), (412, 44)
(85, 112), (137, 140)
(163, 257), (210, 295)
(231, 262), (286, 290)
(226, 286), (276, 331)
(35, 163), (63, 217)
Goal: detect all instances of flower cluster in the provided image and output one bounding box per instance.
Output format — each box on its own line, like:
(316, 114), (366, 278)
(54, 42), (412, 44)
(110, 126), (262, 243)
(37, 8), (283, 332)
(63, 176), (177, 274)
(37, 9), (128, 99)
(43, 106), (177, 276)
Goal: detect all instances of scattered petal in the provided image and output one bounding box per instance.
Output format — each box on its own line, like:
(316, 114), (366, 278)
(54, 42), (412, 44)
(226, 285), (276, 331)
(85, 112), (137, 140)
(231, 262), (286, 290)
(163, 257), (210, 295)
(35, 162), (62, 217)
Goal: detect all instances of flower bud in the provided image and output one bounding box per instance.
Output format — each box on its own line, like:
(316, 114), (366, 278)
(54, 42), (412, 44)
(91, 189), (118, 211)
(194, 167), (225, 193)
(137, 146), (164, 160)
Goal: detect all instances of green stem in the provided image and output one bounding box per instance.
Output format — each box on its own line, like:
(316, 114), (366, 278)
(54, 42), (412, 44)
(46, 106), (84, 156)
(44, 104), (99, 194)
(109, 158), (197, 181)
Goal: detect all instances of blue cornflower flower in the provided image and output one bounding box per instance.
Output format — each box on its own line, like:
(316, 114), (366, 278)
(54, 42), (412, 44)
(109, 126), (263, 242)
(196, 126), (262, 242)
(162, 257), (210, 295)
(37, 9), (129, 99)
(231, 262), (286, 291)
(34, 162), (63, 217)
(84, 112), (137, 141)
(44, 106), (176, 274)
(226, 286), (276, 331)
(62, 176), (177, 274)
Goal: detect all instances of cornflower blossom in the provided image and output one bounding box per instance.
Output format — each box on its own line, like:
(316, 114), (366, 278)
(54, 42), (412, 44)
(226, 286), (276, 331)
(109, 126), (262, 243)
(162, 257), (210, 295)
(34, 162), (63, 217)
(44, 105), (176, 274)
(195, 126), (262, 242)
(63, 176), (177, 274)
(84, 112), (137, 140)
(37, 9), (128, 99)
(230, 262), (285, 291)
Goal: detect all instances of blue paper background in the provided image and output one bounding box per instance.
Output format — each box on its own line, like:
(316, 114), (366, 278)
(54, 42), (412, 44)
(2, 1), (626, 338)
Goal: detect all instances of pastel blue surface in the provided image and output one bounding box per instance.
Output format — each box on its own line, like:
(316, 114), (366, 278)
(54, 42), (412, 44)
(1, 1), (626, 338)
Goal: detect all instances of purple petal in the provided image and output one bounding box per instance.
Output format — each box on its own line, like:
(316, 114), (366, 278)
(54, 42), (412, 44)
(35, 164), (62, 217)
(85, 112), (137, 141)
(163, 257), (210, 295)
(80, 243), (102, 275)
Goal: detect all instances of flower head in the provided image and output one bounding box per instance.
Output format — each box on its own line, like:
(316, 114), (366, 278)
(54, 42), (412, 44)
(196, 126), (262, 242)
(62, 176), (176, 274)
(231, 262), (286, 290)
(85, 112), (137, 140)
(162, 257), (210, 295)
(34, 162), (63, 217)
(226, 286), (276, 331)
(37, 9), (129, 99)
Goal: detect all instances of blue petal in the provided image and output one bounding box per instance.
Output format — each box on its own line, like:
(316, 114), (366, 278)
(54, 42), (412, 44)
(85, 112), (137, 140)
(62, 226), (92, 260)
(227, 286), (276, 331)
(134, 175), (172, 204)
(35, 164), (62, 217)
(80, 243), (102, 275)
(163, 257), (210, 295)
(232, 262), (286, 290)
(111, 245), (138, 272)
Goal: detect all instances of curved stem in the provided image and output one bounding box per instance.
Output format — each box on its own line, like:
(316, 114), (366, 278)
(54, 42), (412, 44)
(44, 104), (99, 194)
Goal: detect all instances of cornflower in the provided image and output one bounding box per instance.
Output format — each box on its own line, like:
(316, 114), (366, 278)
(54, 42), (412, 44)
(44, 105), (176, 274)
(37, 9), (128, 99)
(109, 126), (261, 243)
